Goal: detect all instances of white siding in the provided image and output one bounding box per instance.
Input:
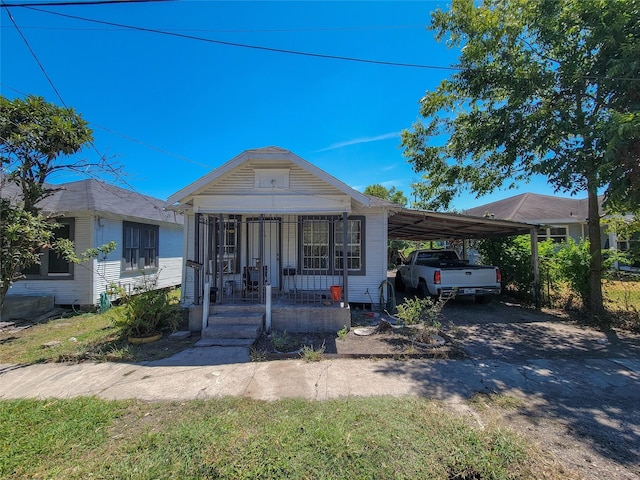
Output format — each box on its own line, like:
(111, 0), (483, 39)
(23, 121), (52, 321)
(201, 163), (346, 197)
(92, 217), (183, 305)
(7, 214), (95, 306)
(346, 207), (389, 304)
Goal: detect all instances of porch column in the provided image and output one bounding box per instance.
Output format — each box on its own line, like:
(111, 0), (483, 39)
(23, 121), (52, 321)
(194, 213), (201, 305)
(530, 227), (541, 309)
(218, 214), (225, 304)
(259, 214), (265, 303)
(342, 212), (349, 306)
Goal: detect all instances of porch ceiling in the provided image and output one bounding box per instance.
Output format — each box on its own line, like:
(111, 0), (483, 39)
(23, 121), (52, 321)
(388, 208), (536, 241)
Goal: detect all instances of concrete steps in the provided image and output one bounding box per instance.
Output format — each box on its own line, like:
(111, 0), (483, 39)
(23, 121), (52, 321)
(200, 310), (264, 346)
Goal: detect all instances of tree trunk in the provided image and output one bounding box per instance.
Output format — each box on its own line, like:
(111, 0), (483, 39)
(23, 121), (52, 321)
(586, 182), (604, 316)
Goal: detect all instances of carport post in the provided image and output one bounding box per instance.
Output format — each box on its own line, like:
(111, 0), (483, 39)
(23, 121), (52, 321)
(530, 227), (541, 309)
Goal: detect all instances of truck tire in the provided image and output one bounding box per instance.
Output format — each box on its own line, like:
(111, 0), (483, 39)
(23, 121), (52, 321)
(417, 281), (429, 298)
(475, 295), (492, 304)
(394, 273), (405, 292)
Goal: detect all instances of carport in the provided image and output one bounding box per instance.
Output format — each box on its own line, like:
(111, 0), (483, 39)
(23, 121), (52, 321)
(387, 208), (542, 306)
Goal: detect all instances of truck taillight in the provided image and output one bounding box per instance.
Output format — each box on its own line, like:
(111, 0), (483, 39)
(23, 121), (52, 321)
(496, 268), (502, 283)
(434, 270), (441, 284)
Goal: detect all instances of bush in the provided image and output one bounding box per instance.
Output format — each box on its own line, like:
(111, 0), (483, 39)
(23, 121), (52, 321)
(395, 296), (444, 331)
(114, 288), (180, 338)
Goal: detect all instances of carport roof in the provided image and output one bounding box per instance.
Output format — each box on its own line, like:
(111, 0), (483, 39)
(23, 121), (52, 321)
(388, 208), (536, 241)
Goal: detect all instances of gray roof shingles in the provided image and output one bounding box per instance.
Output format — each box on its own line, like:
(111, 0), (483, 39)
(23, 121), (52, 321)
(1, 177), (182, 225)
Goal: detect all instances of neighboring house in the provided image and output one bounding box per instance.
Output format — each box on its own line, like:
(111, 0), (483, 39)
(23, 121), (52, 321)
(2, 178), (183, 307)
(167, 146), (533, 333)
(464, 192), (637, 258)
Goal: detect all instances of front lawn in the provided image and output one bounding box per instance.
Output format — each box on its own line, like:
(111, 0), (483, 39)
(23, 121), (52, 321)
(0, 396), (573, 480)
(0, 290), (195, 365)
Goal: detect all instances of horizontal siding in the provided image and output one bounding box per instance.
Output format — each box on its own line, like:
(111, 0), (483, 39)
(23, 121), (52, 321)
(200, 162), (344, 197)
(91, 218), (183, 305)
(7, 215), (94, 306)
(179, 208), (390, 306)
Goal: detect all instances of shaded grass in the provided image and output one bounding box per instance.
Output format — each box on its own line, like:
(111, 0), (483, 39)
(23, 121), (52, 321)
(0, 290), (194, 365)
(0, 396), (571, 480)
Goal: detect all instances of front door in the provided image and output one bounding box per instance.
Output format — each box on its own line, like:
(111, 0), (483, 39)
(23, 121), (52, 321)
(247, 218), (281, 289)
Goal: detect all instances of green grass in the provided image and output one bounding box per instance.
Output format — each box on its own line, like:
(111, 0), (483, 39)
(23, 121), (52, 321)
(0, 396), (571, 480)
(603, 279), (640, 311)
(0, 290), (194, 365)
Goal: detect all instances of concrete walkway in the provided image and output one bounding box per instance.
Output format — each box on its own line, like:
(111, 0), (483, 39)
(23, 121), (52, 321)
(1, 348), (638, 404)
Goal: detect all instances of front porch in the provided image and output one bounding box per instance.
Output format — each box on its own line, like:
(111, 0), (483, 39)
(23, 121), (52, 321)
(187, 214), (356, 334)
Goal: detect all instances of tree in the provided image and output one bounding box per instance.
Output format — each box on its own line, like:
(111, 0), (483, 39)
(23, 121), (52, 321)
(1, 95), (95, 213)
(364, 184), (410, 266)
(401, 0), (640, 315)
(363, 184), (408, 207)
(0, 95), (113, 308)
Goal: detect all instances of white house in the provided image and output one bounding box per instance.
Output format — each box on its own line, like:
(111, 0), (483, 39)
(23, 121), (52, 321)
(3, 178), (183, 308)
(167, 147), (534, 334)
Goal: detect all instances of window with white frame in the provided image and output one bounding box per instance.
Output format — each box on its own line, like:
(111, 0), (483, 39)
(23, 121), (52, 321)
(300, 216), (365, 274)
(334, 218), (362, 272)
(301, 217), (330, 271)
(123, 222), (158, 272)
(538, 226), (568, 243)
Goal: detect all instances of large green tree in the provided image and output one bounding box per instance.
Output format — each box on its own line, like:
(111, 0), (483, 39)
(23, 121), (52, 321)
(401, 0), (640, 315)
(1, 95), (95, 213)
(0, 95), (105, 307)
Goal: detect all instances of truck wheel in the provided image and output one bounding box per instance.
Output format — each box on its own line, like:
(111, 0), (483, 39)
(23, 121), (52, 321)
(417, 281), (429, 298)
(394, 274), (405, 292)
(475, 295), (492, 304)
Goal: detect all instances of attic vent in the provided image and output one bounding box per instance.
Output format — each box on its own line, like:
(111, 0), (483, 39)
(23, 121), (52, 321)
(254, 168), (290, 189)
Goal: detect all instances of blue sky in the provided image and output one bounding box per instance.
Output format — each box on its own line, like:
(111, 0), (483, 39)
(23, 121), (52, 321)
(2, 0), (572, 211)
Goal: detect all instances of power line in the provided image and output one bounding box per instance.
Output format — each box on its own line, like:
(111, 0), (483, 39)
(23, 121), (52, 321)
(2, 0), (172, 6)
(1, 14), (172, 213)
(3, 5), (68, 106)
(22, 6), (460, 71)
(1, 83), (212, 170)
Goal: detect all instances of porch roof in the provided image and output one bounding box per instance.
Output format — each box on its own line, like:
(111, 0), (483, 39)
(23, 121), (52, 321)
(388, 208), (536, 241)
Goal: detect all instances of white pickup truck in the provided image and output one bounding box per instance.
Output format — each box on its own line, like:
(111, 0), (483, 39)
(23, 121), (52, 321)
(395, 249), (501, 304)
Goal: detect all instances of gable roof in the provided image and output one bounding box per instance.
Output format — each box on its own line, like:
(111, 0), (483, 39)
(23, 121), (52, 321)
(1, 177), (182, 225)
(167, 146), (371, 208)
(464, 192), (603, 223)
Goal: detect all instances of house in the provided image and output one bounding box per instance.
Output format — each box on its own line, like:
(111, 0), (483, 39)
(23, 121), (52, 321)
(167, 147), (535, 334)
(464, 192), (640, 266)
(2, 178), (183, 309)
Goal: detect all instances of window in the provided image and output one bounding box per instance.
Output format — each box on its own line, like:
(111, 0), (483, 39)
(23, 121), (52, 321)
(24, 219), (74, 279)
(123, 222), (158, 272)
(300, 216), (365, 275)
(538, 226), (568, 243)
(334, 218), (362, 271)
(213, 216), (240, 273)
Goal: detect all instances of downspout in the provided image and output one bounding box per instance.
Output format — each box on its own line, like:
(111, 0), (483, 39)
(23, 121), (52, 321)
(342, 212), (349, 307)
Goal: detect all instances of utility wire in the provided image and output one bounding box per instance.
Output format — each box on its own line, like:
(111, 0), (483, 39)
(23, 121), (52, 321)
(2, 83), (213, 170)
(2, 0), (172, 6)
(3, 6), (68, 106)
(2, 11), (172, 213)
(21, 6), (460, 71)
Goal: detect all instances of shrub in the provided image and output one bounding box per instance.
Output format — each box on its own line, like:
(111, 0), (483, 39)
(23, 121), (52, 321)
(395, 296), (444, 330)
(113, 288), (180, 338)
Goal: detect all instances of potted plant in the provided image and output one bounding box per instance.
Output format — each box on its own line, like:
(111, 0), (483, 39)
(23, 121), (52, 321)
(115, 288), (179, 343)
